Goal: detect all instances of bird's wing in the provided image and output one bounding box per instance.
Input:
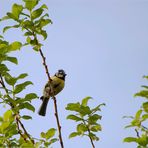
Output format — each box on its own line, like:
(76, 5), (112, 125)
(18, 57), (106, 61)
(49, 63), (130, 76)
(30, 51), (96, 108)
(52, 76), (61, 89)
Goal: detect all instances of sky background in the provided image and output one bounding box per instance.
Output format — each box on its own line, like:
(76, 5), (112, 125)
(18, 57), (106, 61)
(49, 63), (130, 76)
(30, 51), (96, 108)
(0, 0), (148, 147)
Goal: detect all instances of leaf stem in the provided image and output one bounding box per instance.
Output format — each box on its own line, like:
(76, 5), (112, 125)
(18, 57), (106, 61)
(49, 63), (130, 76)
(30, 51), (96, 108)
(16, 115), (35, 144)
(82, 119), (95, 148)
(15, 115), (28, 142)
(87, 127), (95, 148)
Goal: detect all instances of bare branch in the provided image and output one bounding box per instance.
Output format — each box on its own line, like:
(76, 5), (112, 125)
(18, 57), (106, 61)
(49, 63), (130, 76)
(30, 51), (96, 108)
(53, 97), (64, 148)
(38, 48), (64, 148)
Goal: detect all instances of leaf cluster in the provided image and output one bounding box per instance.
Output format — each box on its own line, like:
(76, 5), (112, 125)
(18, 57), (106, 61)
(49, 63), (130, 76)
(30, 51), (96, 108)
(38, 128), (58, 147)
(123, 76), (148, 147)
(0, 0), (52, 51)
(0, 1), (59, 147)
(66, 97), (105, 142)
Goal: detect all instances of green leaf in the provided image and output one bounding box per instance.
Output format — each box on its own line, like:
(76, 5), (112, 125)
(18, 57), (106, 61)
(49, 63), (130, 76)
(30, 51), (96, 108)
(141, 85), (148, 89)
(143, 75), (148, 79)
(24, 93), (38, 102)
(33, 45), (41, 51)
(66, 102), (81, 112)
(0, 122), (10, 132)
(143, 102), (148, 113)
(46, 128), (56, 140)
(21, 20), (34, 29)
(3, 25), (20, 33)
(137, 134), (148, 146)
(41, 4), (48, 10)
(91, 103), (106, 113)
(40, 132), (46, 138)
(0, 43), (8, 52)
(6, 123), (18, 136)
(0, 64), (9, 74)
(14, 81), (33, 94)
(19, 102), (35, 112)
(20, 143), (34, 147)
(89, 132), (99, 141)
(90, 124), (102, 132)
(0, 35), (3, 38)
(31, 8), (43, 20)
(34, 142), (42, 148)
(4, 73), (17, 86)
(67, 114), (82, 122)
(49, 138), (58, 145)
(8, 41), (22, 51)
(81, 96), (92, 107)
(88, 114), (102, 124)
(142, 114), (148, 121)
(17, 73), (28, 80)
(23, 0), (39, 11)
(135, 90), (148, 99)
(6, 12), (18, 21)
(135, 109), (142, 119)
(6, 57), (18, 64)
(123, 137), (138, 143)
(79, 106), (91, 116)
(37, 19), (52, 28)
(40, 30), (47, 40)
(77, 123), (87, 134)
(0, 16), (10, 22)
(3, 110), (13, 122)
(24, 31), (33, 36)
(30, 38), (38, 45)
(26, 36), (31, 44)
(12, 4), (23, 19)
(69, 132), (80, 138)
(3, 26), (10, 33)
(21, 115), (32, 120)
(5, 96), (16, 106)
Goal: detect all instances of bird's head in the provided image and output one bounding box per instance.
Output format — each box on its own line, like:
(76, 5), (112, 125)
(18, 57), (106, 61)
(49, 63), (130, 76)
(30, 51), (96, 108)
(55, 69), (66, 80)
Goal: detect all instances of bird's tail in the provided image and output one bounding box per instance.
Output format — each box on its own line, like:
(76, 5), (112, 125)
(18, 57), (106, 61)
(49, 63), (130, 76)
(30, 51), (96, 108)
(38, 97), (49, 116)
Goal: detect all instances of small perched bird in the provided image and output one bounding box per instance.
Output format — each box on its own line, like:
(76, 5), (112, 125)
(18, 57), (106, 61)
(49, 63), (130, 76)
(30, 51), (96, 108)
(38, 69), (66, 116)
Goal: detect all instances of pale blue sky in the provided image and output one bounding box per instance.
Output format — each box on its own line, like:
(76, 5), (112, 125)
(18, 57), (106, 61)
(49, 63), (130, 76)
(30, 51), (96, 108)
(1, 0), (148, 148)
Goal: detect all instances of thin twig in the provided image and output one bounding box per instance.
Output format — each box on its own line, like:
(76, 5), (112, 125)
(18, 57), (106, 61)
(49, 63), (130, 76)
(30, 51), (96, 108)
(0, 74), (13, 107)
(135, 129), (140, 138)
(83, 119), (95, 148)
(17, 116), (35, 144)
(87, 127), (95, 148)
(39, 49), (51, 82)
(53, 97), (64, 148)
(38, 48), (64, 148)
(0, 75), (6, 88)
(15, 115), (27, 142)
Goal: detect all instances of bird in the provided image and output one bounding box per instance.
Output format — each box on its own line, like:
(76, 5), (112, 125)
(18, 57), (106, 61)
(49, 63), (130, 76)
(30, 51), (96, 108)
(38, 69), (66, 116)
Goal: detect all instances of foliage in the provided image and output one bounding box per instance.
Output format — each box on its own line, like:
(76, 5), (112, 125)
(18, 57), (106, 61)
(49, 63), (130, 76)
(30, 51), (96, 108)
(66, 97), (105, 147)
(123, 76), (148, 147)
(39, 128), (58, 147)
(0, 0), (52, 51)
(0, 0), (105, 147)
(0, 0), (58, 147)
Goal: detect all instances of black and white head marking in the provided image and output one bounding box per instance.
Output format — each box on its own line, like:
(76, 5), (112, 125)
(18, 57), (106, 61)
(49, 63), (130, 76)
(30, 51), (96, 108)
(55, 69), (66, 80)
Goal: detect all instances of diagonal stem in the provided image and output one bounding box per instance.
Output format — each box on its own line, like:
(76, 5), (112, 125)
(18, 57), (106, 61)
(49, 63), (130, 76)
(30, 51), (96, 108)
(53, 97), (64, 148)
(87, 127), (95, 148)
(16, 116), (35, 144)
(38, 48), (64, 148)
(82, 119), (95, 148)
